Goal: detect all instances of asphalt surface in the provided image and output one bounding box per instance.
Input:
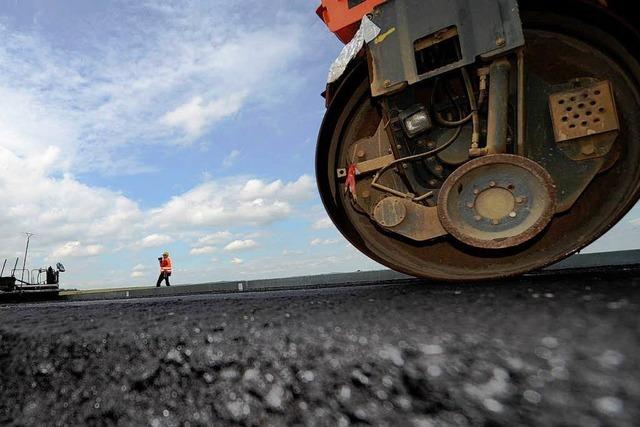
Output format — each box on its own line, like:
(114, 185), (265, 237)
(0, 272), (639, 426)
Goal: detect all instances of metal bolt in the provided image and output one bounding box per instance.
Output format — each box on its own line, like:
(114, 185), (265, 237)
(396, 144), (403, 150)
(474, 215), (482, 222)
(473, 189), (480, 195)
(496, 37), (506, 47)
(429, 180), (438, 187)
(384, 80), (392, 88)
(582, 144), (596, 156)
(357, 150), (366, 158)
(509, 211), (517, 218)
(402, 163), (409, 169)
(489, 181), (496, 188)
(492, 219), (500, 225)
(466, 202), (474, 209)
(515, 197), (524, 204)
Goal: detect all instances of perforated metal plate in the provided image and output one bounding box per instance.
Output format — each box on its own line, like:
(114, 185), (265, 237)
(549, 80), (619, 142)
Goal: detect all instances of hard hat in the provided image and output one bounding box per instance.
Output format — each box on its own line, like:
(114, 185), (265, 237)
(163, 251), (169, 256)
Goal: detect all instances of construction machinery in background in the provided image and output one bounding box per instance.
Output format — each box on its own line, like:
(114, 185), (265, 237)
(315, 0), (640, 280)
(0, 234), (65, 296)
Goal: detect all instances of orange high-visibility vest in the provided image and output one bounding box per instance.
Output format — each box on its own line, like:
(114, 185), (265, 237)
(160, 257), (172, 273)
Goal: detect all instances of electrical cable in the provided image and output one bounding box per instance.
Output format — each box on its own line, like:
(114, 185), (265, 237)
(461, 67), (481, 149)
(431, 77), (473, 127)
(371, 124), (463, 200)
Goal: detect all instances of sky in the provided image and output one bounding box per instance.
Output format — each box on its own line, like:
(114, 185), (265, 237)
(0, 0), (638, 289)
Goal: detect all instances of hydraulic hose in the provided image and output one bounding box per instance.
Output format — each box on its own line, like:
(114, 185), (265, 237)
(461, 67), (481, 152)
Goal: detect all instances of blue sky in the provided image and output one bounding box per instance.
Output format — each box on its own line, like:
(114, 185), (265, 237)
(0, 0), (638, 289)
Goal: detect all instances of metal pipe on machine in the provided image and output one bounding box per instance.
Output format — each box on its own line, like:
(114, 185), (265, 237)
(486, 58), (512, 154)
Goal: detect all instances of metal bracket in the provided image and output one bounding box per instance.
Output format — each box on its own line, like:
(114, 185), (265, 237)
(372, 196), (447, 242)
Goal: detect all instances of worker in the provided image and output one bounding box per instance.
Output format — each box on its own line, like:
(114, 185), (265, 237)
(156, 251), (173, 287)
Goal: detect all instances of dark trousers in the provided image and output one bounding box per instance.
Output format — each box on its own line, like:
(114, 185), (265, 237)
(156, 271), (171, 287)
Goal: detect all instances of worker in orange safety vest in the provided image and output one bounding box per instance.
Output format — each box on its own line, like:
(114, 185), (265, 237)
(156, 251), (173, 287)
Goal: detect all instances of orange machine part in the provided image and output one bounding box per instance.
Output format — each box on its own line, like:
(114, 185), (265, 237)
(317, 0), (387, 44)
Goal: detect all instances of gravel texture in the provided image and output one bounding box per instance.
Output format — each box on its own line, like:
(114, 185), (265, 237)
(1, 272), (639, 426)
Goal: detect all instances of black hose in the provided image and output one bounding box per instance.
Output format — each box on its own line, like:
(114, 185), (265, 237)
(371, 124), (463, 199)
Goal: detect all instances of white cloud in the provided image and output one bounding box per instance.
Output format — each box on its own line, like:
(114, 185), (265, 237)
(148, 175), (314, 230)
(222, 149), (241, 168)
(0, 3), (308, 173)
(310, 238), (340, 246)
(282, 249), (304, 256)
(238, 175), (315, 202)
(50, 241), (104, 258)
(0, 147), (142, 256)
(190, 246), (217, 255)
(224, 240), (258, 252)
(0, 164), (313, 287)
(138, 234), (173, 249)
(132, 264), (146, 271)
(312, 216), (333, 230)
(197, 231), (233, 246)
(230, 257), (244, 265)
(130, 271), (147, 278)
(161, 93), (246, 138)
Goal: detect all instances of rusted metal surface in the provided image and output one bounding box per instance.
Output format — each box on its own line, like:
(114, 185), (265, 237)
(353, 154), (396, 174)
(556, 132), (618, 162)
(373, 196), (447, 241)
(549, 80), (619, 161)
(345, 122), (396, 174)
(549, 81), (619, 141)
(373, 197), (407, 227)
(524, 38), (611, 213)
(413, 26), (458, 52)
(366, 0), (524, 97)
(316, 9), (640, 281)
(437, 155), (556, 249)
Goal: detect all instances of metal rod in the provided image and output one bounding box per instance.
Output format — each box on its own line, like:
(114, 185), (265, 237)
(486, 58), (512, 154)
(517, 49), (526, 155)
(370, 125), (462, 199)
(1, 259), (6, 277)
(21, 233), (34, 283)
(11, 257), (19, 277)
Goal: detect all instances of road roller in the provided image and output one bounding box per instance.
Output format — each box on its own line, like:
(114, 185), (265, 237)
(315, 0), (640, 280)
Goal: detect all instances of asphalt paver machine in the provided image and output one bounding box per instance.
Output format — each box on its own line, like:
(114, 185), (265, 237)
(0, 236), (65, 296)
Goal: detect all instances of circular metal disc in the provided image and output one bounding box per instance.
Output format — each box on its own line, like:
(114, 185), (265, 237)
(437, 154), (557, 249)
(373, 197), (407, 228)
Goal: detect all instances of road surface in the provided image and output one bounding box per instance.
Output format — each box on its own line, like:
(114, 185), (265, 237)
(1, 272), (638, 426)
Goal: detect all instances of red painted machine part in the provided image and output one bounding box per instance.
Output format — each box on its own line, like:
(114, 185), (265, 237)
(317, 0), (387, 44)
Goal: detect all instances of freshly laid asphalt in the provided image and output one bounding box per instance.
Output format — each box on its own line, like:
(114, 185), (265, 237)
(0, 271), (638, 426)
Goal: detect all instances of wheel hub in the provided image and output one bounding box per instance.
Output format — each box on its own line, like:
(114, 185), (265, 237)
(474, 187), (517, 222)
(437, 154), (557, 249)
